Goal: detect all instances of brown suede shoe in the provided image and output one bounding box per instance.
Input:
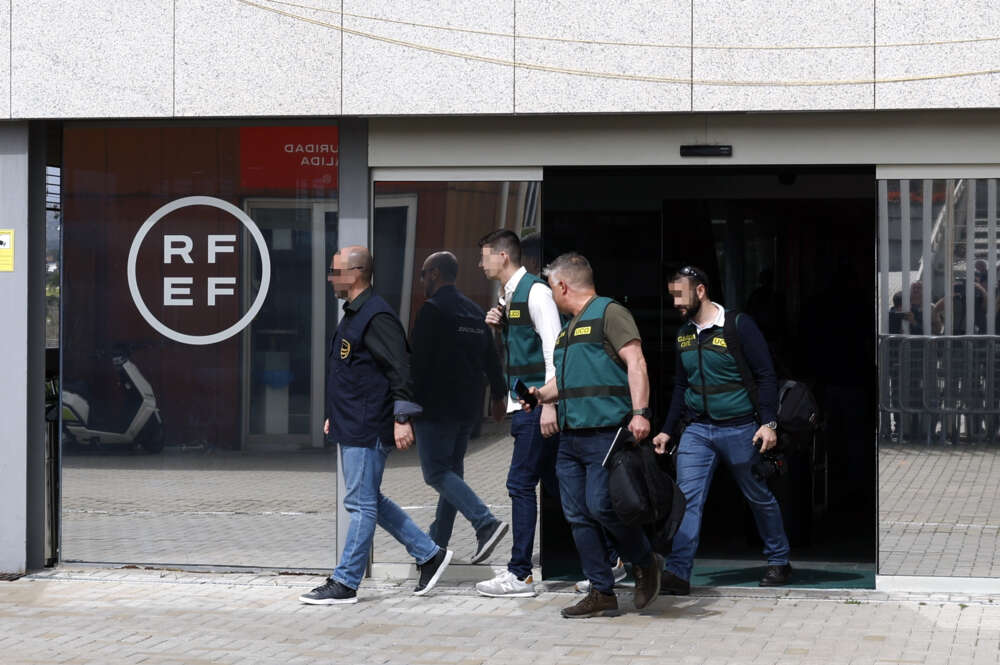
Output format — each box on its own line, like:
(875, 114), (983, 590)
(560, 589), (619, 619)
(632, 553), (663, 610)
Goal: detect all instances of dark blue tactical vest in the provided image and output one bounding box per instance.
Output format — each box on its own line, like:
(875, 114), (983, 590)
(327, 294), (401, 447)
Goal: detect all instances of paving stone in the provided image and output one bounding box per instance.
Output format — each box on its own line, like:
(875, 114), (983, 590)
(3, 568), (1000, 665)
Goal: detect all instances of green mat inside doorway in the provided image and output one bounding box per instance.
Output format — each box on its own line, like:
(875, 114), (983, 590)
(689, 559), (875, 590)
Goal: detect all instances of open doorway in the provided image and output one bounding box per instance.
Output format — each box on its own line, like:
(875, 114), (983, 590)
(543, 166), (877, 588)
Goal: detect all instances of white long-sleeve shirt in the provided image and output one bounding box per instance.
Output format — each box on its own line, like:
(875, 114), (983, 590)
(501, 266), (562, 413)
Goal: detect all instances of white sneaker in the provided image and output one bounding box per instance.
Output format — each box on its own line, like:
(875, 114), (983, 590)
(475, 570), (537, 598)
(575, 559), (628, 593)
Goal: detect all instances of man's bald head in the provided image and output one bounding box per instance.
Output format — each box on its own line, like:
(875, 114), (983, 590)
(340, 245), (373, 283)
(423, 251), (458, 283)
(420, 250), (458, 298)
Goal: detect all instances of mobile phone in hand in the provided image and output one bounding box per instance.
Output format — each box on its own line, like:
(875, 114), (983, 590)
(513, 378), (538, 408)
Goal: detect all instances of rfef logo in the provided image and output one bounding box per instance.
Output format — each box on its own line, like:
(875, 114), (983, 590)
(127, 196), (272, 346)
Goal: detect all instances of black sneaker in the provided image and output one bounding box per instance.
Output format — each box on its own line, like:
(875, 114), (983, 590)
(660, 571), (691, 596)
(299, 579), (357, 605)
(561, 589), (619, 619)
(759, 564), (792, 587)
(470, 521), (509, 564)
(414, 548), (454, 596)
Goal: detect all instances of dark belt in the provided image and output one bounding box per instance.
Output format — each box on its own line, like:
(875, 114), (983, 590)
(691, 413), (757, 427)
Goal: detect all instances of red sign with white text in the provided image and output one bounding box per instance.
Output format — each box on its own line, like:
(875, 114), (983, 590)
(240, 126), (339, 191)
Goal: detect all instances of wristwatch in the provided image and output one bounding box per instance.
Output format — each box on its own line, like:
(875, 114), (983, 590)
(764, 421), (778, 431)
(395, 414), (411, 424)
(631, 408), (651, 419)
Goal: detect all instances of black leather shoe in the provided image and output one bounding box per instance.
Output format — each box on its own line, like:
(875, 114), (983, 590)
(659, 571), (690, 596)
(759, 564), (792, 587)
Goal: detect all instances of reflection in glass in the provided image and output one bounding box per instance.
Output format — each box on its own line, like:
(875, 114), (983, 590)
(878, 177), (1000, 576)
(372, 181), (542, 568)
(61, 124), (340, 568)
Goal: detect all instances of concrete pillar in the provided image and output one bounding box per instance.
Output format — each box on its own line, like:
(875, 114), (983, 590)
(0, 123), (30, 574)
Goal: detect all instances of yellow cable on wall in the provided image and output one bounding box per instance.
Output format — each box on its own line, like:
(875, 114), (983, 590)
(262, 0), (1000, 52)
(235, 0), (1000, 87)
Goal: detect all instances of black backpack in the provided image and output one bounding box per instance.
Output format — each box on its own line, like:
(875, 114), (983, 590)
(607, 442), (686, 532)
(722, 313), (819, 440)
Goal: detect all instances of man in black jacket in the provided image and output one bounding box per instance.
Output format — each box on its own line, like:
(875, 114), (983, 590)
(412, 251), (510, 563)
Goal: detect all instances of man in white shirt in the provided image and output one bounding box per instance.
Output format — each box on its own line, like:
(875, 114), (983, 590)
(474, 230), (561, 597)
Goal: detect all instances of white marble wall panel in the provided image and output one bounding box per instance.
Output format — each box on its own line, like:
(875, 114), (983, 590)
(341, 0), (513, 115)
(11, 0), (172, 118)
(514, 0), (690, 113)
(0, 3), (9, 118)
(876, 0), (1000, 109)
(693, 0), (875, 112)
(176, 0), (341, 117)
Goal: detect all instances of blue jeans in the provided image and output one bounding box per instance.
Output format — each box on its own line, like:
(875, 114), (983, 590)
(415, 419), (496, 547)
(332, 440), (440, 590)
(665, 421), (791, 581)
(506, 408), (560, 579)
(556, 427), (653, 594)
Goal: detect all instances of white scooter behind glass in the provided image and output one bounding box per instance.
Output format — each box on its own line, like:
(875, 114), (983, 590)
(61, 344), (165, 453)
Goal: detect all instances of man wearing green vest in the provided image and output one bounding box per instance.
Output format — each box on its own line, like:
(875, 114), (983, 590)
(475, 229), (562, 598)
(526, 252), (662, 619)
(652, 266), (792, 594)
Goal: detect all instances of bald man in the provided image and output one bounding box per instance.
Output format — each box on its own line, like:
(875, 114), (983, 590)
(300, 246), (452, 606)
(411, 251), (509, 563)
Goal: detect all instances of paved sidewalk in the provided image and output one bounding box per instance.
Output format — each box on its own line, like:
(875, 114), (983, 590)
(2, 567), (997, 665)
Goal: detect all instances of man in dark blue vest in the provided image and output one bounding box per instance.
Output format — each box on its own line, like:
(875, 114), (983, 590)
(299, 246), (452, 605)
(525, 252), (663, 619)
(653, 266), (792, 595)
(411, 251), (510, 562)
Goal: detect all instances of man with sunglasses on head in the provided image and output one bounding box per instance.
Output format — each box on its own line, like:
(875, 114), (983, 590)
(299, 246), (452, 606)
(652, 266), (792, 595)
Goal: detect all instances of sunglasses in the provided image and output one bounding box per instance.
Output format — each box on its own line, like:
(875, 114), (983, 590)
(678, 266), (708, 284)
(327, 266), (364, 275)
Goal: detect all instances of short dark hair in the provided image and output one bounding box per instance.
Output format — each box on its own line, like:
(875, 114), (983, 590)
(670, 265), (709, 294)
(478, 229), (522, 265)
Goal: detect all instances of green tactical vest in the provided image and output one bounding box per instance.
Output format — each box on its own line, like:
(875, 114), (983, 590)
(502, 272), (548, 400)
(554, 296), (632, 430)
(677, 318), (755, 420)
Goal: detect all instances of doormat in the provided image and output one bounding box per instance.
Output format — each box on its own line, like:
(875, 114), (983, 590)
(0, 573), (24, 582)
(691, 560), (875, 590)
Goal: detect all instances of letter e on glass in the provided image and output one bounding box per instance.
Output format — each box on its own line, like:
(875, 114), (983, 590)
(164, 277), (194, 306)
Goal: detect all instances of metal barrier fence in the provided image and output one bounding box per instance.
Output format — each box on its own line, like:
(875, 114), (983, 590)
(879, 334), (1000, 445)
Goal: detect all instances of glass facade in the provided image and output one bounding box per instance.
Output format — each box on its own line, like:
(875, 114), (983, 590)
(369, 179), (542, 568)
(61, 124), (341, 568)
(60, 123), (999, 584)
(878, 178), (1000, 577)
